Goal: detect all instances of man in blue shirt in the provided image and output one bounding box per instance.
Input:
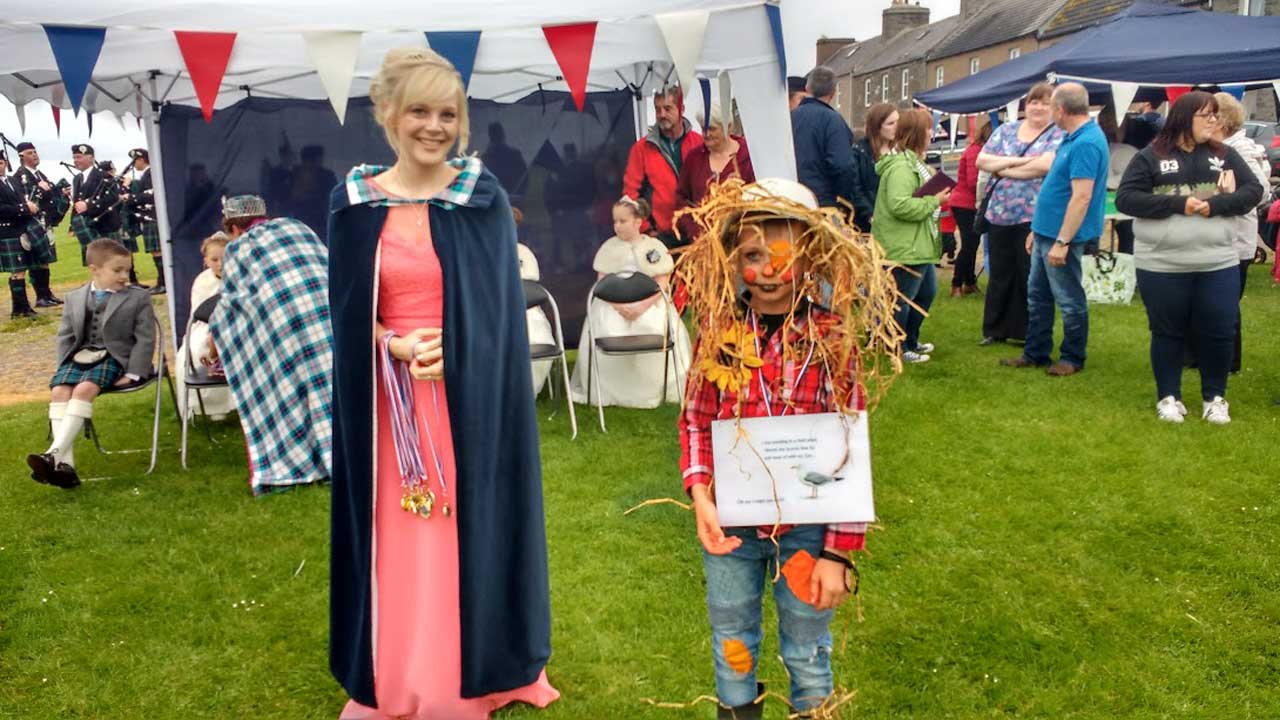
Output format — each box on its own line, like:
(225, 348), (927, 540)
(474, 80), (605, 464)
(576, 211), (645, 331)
(1001, 82), (1108, 376)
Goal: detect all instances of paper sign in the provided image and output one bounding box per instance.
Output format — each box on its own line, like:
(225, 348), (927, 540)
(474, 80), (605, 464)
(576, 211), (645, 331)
(710, 411), (874, 527)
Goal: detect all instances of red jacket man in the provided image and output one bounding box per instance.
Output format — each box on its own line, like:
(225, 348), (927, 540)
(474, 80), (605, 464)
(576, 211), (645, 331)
(623, 87), (704, 247)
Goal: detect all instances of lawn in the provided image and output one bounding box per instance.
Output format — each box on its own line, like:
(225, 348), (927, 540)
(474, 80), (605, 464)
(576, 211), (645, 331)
(1, 267), (1279, 719)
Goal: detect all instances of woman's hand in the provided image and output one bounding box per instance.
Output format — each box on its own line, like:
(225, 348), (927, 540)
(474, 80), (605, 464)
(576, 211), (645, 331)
(399, 328), (444, 381)
(691, 484), (742, 555)
(808, 555), (851, 611)
(1184, 197), (1209, 216)
(934, 188), (952, 204)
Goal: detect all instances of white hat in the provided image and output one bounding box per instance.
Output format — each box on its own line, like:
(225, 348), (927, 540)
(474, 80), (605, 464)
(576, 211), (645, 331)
(739, 178), (819, 224)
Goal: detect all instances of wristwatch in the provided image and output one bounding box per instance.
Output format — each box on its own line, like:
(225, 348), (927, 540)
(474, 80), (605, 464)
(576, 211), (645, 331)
(1054, 237), (1071, 247)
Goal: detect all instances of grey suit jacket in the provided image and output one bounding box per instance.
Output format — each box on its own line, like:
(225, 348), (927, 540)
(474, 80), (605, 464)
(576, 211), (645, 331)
(55, 284), (157, 379)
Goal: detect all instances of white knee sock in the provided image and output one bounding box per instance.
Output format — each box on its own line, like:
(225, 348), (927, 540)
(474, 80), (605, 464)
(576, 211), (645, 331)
(47, 399), (92, 467)
(48, 401), (67, 439)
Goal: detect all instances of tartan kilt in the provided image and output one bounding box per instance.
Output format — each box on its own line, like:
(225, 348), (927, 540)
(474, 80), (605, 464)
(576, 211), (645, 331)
(50, 355), (124, 389)
(26, 220), (57, 265)
(0, 234), (33, 273)
(115, 229), (139, 253)
(140, 221), (161, 254)
(71, 214), (97, 266)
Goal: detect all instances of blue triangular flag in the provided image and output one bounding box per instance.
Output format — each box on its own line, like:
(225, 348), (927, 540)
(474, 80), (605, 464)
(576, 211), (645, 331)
(989, 110), (1001, 130)
(425, 31), (482, 90)
(699, 77), (712, 132)
(1222, 84), (1245, 101)
(43, 25), (107, 115)
(764, 4), (786, 87)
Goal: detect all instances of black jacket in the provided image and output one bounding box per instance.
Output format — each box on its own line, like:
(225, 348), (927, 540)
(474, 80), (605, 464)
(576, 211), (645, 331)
(791, 97), (861, 210)
(0, 174), (33, 237)
(72, 165), (122, 234)
(850, 138), (879, 231)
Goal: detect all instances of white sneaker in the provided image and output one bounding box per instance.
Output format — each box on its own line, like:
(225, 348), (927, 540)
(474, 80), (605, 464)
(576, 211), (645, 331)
(1156, 396), (1185, 423)
(914, 342), (935, 354)
(1202, 396), (1231, 425)
(902, 350), (931, 364)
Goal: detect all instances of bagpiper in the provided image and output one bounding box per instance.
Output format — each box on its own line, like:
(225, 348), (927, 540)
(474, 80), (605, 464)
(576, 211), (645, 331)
(68, 144), (124, 267)
(13, 141), (69, 307)
(123, 148), (163, 294)
(0, 146), (43, 318)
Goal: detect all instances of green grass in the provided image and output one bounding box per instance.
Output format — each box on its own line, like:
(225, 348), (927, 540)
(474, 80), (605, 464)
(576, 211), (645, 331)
(2, 267), (1279, 718)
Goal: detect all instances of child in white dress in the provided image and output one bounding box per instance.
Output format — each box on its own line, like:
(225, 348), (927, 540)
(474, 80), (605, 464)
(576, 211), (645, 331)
(518, 242), (556, 396)
(176, 232), (235, 420)
(570, 196), (690, 408)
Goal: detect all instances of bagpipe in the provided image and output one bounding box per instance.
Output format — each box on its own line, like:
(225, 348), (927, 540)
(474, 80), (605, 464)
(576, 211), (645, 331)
(61, 160), (125, 233)
(24, 176), (71, 228)
(121, 167), (156, 226)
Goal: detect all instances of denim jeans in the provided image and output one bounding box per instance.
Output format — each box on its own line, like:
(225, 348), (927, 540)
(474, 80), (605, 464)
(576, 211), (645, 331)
(1024, 235), (1089, 367)
(703, 524), (834, 711)
(891, 264), (936, 351)
(1136, 266), (1239, 401)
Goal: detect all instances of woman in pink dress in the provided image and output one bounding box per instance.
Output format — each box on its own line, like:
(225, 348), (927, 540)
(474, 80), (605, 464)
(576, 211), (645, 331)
(328, 48), (559, 719)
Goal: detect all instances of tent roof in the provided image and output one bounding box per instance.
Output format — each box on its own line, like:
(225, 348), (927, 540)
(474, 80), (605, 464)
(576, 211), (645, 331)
(915, 3), (1280, 114)
(0, 0), (777, 114)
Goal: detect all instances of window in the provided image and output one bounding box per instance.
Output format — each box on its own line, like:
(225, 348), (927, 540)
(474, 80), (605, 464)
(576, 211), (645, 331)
(901, 68), (910, 100)
(1009, 47), (1021, 60)
(864, 78), (872, 107)
(935, 66), (944, 88)
(881, 74), (888, 101)
(969, 57), (980, 75)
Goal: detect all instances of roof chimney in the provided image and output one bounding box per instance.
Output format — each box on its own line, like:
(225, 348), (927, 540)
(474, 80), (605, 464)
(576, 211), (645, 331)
(816, 37), (857, 65)
(882, 0), (931, 40)
(960, 0), (993, 19)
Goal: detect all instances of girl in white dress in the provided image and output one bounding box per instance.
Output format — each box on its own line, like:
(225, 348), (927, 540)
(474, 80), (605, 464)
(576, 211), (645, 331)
(517, 242), (555, 395)
(176, 232), (235, 419)
(570, 197), (690, 408)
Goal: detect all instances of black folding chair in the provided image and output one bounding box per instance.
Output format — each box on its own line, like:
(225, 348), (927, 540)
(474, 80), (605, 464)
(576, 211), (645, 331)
(583, 272), (684, 433)
(522, 280), (577, 440)
(80, 315), (178, 475)
(180, 294), (232, 468)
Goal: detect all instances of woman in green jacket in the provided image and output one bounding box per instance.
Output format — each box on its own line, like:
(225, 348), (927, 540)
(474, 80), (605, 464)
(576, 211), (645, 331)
(871, 108), (951, 364)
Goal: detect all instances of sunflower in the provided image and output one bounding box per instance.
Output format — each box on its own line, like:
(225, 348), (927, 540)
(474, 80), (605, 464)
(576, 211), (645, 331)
(699, 322), (764, 392)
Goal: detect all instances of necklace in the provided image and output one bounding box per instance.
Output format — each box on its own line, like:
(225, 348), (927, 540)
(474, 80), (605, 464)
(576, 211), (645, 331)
(749, 310), (816, 417)
(393, 165), (432, 227)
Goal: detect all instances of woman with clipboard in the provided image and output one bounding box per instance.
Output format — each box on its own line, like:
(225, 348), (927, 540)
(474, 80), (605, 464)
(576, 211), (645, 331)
(871, 108), (955, 364)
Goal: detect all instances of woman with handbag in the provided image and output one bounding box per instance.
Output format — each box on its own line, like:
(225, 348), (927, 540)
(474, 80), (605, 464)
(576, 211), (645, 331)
(1116, 91), (1263, 424)
(949, 122), (991, 297)
(327, 48), (559, 718)
(975, 83), (1065, 345)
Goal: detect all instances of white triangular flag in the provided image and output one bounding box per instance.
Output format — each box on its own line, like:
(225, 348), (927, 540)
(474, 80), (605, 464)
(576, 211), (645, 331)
(303, 31), (362, 124)
(719, 71), (733, 134)
(654, 10), (710, 96)
(1006, 97), (1020, 123)
(949, 113), (959, 145)
(1272, 81), (1280, 110)
(1110, 81), (1140, 119)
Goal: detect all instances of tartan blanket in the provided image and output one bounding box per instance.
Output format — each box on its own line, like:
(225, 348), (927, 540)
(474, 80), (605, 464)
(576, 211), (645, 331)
(209, 217), (333, 495)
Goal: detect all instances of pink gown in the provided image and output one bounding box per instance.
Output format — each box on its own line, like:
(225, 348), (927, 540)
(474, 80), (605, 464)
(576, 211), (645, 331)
(341, 205), (560, 719)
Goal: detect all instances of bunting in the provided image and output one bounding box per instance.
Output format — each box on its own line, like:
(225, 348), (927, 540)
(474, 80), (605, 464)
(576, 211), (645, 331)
(304, 32), (362, 124)
(542, 23), (597, 112)
(51, 87), (66, 136)
(764, 3), (786, 87)
(174, 31), (237, 122)
(654, 11), (709, 99)
(425, 31), (483, 90)
(1109, 81), (1139, 118)
(42, 25), (107, 115)
(1165, 85), (1192, 103)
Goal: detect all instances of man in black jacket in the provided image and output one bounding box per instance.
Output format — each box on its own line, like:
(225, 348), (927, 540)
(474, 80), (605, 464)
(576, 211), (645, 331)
(14, 142), (66, 307)
(790, 66), (862, 218)
(68, 144), (123, 266)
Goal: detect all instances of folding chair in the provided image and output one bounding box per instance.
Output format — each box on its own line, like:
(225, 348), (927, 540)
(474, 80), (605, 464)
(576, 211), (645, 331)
(584, 272), (685, 433)
(522, 280), (578, 440)
(180, 294), (232, 468)
(80, 315), (177, 475)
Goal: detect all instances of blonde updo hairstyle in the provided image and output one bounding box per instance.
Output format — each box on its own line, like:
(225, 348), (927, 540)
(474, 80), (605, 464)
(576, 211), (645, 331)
(370, 47), (470, 156)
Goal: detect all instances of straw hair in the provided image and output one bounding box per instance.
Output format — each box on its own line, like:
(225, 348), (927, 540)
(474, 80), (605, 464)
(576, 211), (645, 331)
(370, 47), (470, 155)
(674, 180), (904, 411)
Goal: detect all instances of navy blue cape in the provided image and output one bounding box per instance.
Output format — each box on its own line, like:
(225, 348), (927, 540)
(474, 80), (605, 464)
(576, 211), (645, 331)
(326, 166), (551, 706)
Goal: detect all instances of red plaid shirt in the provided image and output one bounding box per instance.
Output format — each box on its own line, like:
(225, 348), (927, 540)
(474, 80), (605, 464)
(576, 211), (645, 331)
(679, 307), (867, 552)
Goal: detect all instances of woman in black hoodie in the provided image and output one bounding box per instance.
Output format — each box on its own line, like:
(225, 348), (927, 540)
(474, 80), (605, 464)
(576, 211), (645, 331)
(851, 103), (898, 232)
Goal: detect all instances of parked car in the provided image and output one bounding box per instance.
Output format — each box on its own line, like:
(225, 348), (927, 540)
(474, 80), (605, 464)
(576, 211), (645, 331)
(1243, 121), (1280, 177)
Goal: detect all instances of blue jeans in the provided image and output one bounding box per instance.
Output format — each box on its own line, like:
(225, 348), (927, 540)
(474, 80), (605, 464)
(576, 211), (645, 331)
(892, 264), (936, 351)
(1024, 235), (1088, 367)
(1136, 266), (1239, 401)
(703, 524), (834, 711)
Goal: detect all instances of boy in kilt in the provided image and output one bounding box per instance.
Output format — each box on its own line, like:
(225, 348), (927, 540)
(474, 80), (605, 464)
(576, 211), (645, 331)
(27, 238), (155, 489)
(0, 147), (41, 318)
(14, 142), (67, 307)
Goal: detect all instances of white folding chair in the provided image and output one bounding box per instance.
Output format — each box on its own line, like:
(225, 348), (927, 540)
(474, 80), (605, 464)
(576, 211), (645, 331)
(180, 294), (232, 468)
(522, 280), (578, 440)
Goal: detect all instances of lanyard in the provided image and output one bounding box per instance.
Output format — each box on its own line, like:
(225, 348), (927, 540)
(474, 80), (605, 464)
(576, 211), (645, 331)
(379, 332), (449, 517)
(749, 311), (815, 417)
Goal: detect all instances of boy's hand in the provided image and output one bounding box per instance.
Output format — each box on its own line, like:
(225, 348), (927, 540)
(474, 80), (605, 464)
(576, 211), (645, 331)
(809, 556), (851, 611)
(691, 484), (741, 555)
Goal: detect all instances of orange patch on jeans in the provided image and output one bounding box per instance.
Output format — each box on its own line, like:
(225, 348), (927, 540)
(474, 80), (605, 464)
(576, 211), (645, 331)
(722, 638), (754, 674)
(781, 549), (817, 605)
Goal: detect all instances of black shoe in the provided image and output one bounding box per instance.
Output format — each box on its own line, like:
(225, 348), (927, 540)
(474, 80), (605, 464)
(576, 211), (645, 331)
(26, 453), (54, 485)
(130, 283), (150, 291)
(148, 285), (166, 295)
(1000, 356), (1049, 369)
(978, 336), (1003, 346)
(50, 462), (81, 489)
(35, 297), (60, 308)
(10, 307), (38, 320)
(717, 683), (765, 720)
(47, 294), (64, 305)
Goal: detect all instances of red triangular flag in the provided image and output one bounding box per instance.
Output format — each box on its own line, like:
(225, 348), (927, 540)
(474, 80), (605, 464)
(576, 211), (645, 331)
(542, 22), (597, 112)
(174, 31), (237, 122)
(1165, 85), (1192, 104)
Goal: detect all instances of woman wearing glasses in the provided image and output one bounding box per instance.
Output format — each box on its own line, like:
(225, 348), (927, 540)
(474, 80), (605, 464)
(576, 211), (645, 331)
(1116, 91), (1263, 425)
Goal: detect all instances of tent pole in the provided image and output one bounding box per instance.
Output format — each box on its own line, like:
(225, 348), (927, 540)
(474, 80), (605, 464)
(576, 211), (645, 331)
(144, 74), (180, 353)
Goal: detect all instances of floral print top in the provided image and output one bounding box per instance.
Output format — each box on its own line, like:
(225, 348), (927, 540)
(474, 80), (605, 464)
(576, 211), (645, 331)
(981, 120), (1065, 226)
